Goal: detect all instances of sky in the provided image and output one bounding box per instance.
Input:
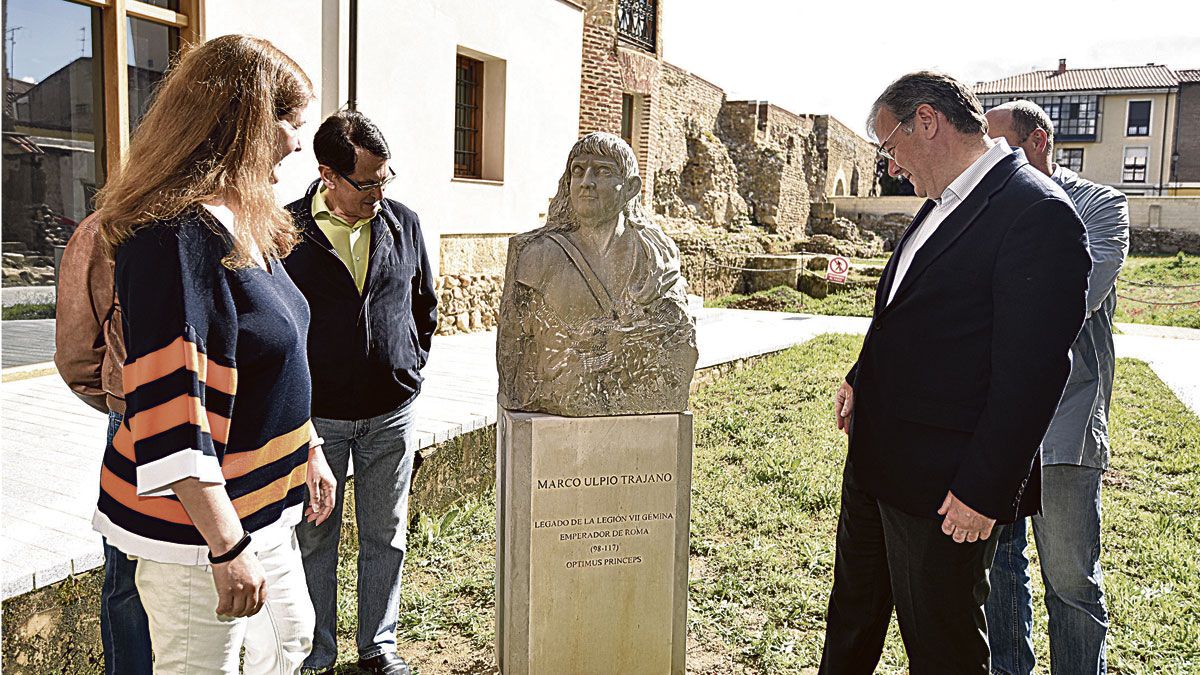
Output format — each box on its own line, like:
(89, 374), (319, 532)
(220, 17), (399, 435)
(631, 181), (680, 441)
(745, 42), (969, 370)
(3, 0), (95, 83)
(6, 0), (1198, 138)
(3, 0), (169, 84)
(662, 0), (1200, 140)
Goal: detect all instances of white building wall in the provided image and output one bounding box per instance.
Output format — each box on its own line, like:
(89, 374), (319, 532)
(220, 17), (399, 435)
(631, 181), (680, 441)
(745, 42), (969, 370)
(205, 0), (584, 274)
(204, 1), (330, 201)
(358, 0), (582, 267)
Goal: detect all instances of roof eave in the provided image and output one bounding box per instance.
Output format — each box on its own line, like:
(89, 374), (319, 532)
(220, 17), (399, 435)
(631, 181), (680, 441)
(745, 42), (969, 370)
(976, 85), (1178, 96)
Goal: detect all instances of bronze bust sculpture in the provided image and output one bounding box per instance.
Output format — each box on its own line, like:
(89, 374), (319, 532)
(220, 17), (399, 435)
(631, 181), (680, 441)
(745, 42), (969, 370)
(497, 132), (698, 416)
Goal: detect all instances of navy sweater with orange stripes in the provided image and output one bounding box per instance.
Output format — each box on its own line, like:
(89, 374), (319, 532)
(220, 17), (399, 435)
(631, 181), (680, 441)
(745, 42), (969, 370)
(93, 210), (316, 564)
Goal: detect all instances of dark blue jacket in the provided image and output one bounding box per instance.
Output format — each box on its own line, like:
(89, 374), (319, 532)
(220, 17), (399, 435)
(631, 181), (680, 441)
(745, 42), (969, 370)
(283, 181), (437, 420)
(846, 151), (1091, 523)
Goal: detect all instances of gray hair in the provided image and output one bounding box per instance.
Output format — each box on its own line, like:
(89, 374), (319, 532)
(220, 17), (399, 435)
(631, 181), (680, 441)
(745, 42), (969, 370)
(545, 132), (650, 233)
(867, 71), (988, 139)
(990, 100), (1055, 155)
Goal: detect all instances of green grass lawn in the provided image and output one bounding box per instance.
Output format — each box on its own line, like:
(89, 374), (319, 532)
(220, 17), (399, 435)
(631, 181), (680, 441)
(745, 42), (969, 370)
(1, 303), (55, 320)
(330, 335), (1200, 674)
(706, 254), (1200, 330)
(1115, 254), (1200, 329)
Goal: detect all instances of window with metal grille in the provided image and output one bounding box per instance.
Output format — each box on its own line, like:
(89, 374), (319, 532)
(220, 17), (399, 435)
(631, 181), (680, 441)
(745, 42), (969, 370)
(617, 0), (656, 52)
(1056, 148), (1084, 172)
(1127, 100), (1151, 136)
(1123, 147), (1148, 183)
(454, 54), (483, 179)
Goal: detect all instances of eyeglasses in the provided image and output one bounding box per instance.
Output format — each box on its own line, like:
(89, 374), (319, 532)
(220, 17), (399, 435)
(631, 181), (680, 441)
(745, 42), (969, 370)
(876, 118), (911, 162)
(335, 166), (396, 192)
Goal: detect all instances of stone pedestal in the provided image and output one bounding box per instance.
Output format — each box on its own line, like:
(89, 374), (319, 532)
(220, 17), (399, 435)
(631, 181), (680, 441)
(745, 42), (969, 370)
(496, 408), (693, 675)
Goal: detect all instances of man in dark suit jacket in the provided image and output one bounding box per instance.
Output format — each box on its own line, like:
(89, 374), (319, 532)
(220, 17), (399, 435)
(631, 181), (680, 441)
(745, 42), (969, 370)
(818, 72), (1091, 674)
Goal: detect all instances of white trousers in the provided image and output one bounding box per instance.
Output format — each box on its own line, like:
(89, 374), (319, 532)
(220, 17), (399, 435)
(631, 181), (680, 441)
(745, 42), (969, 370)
(134, 531), (315, 675)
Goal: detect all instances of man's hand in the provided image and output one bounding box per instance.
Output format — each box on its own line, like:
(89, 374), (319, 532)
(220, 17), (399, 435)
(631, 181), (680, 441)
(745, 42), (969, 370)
(211, 551), (267, 617)
(937, 491), (996, 543)
(834, 380), (855, 435)
(305, 446), (337, 526)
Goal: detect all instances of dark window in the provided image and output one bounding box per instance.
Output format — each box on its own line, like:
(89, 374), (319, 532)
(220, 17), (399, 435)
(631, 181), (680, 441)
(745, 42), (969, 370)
(1039, 95), (1098, 140)
(979, 95), (1099, 141)
(1127, 100), (1151, 136)
(1123, 148), (1148, 183)
(454, 54), (482, 179)
(3, 0), (105, 245)
(617, 0), (656, 52)
(127, 17), (179, 132)
(1056, 148), (1084, 172)
(620, 93), (634, 148)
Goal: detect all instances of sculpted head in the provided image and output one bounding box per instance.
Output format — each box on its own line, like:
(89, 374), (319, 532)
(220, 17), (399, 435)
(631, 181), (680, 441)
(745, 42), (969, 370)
(547, 132), (646, 232)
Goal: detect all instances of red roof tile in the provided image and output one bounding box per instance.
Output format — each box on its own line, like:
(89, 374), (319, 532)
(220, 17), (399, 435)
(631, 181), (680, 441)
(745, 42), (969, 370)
(974, 65), (1180, 94)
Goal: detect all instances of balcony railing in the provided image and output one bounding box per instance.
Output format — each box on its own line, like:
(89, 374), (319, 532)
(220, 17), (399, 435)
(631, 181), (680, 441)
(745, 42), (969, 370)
(617, 0), (656, 53)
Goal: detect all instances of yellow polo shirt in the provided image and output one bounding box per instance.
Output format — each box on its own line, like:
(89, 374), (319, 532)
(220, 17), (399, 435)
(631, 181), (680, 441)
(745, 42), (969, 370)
(311, 187), (373, 293)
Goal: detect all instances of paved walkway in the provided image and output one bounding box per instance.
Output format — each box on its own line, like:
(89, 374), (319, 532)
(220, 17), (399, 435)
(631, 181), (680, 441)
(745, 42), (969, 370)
(1, 309), (1197, 599)
(1113, 332), (1200, 415)
(1, 285), (56, 308)
(1, 319), (56, 368)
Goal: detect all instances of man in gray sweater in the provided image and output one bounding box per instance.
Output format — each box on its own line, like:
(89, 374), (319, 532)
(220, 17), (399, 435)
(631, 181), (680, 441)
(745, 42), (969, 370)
(984, 100), (1129, 675)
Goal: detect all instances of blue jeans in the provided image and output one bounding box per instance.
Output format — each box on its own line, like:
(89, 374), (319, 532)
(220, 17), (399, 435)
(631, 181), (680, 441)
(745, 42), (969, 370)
(100, 410), (153, 675)
(296, 402), (417, 671)
(986, 464), (1108, 675)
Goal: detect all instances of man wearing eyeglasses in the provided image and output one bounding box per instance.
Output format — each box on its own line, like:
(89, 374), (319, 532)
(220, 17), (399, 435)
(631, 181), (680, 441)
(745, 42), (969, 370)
(283, 110), (437, 675)
(820, 72), (1091, 673)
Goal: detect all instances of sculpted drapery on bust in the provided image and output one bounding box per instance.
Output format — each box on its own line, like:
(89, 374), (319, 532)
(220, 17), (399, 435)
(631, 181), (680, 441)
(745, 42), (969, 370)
(497, 132), (699, 417)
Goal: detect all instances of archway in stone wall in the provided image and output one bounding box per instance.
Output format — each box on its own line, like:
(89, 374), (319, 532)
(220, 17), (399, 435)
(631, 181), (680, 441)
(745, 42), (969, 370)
(832, 167), (847, 197)
(850, 167), (861, 196)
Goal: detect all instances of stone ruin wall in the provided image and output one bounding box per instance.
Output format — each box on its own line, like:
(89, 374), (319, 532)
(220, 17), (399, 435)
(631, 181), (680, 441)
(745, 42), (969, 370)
(435, 273), (503, 335)
(435, 234), (509, 336)
(649, 63), (745, 229)
(814, 115), (879, 198)
(717, 102), (817, 240)
(439, 10), (887, 327)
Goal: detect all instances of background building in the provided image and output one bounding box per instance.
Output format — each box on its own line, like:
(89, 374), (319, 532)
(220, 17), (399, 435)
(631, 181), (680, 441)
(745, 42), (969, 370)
(2, 0), (585, 329)
(1172, 69), (1200, 195)
(2, 0), (880, 324)
(975, 60), (1184, 195)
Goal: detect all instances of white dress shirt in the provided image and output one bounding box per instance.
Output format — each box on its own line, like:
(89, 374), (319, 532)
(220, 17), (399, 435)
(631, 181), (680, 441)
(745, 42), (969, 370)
(886, 138), (1015, 305)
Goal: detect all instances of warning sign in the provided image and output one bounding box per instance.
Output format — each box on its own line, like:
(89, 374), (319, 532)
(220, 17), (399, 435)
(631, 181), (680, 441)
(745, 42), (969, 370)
(825, 256), (850, 284)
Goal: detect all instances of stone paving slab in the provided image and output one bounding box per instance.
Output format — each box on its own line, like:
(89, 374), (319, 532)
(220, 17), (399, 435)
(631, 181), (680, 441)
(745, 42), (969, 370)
(2, 308), (1197, 600)
(1, 319), (56, 368)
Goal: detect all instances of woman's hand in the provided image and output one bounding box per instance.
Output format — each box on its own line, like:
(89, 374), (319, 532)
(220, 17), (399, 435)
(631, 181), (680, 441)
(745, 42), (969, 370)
(212, 552), (268, 617)
(305, 446), (337, 526)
